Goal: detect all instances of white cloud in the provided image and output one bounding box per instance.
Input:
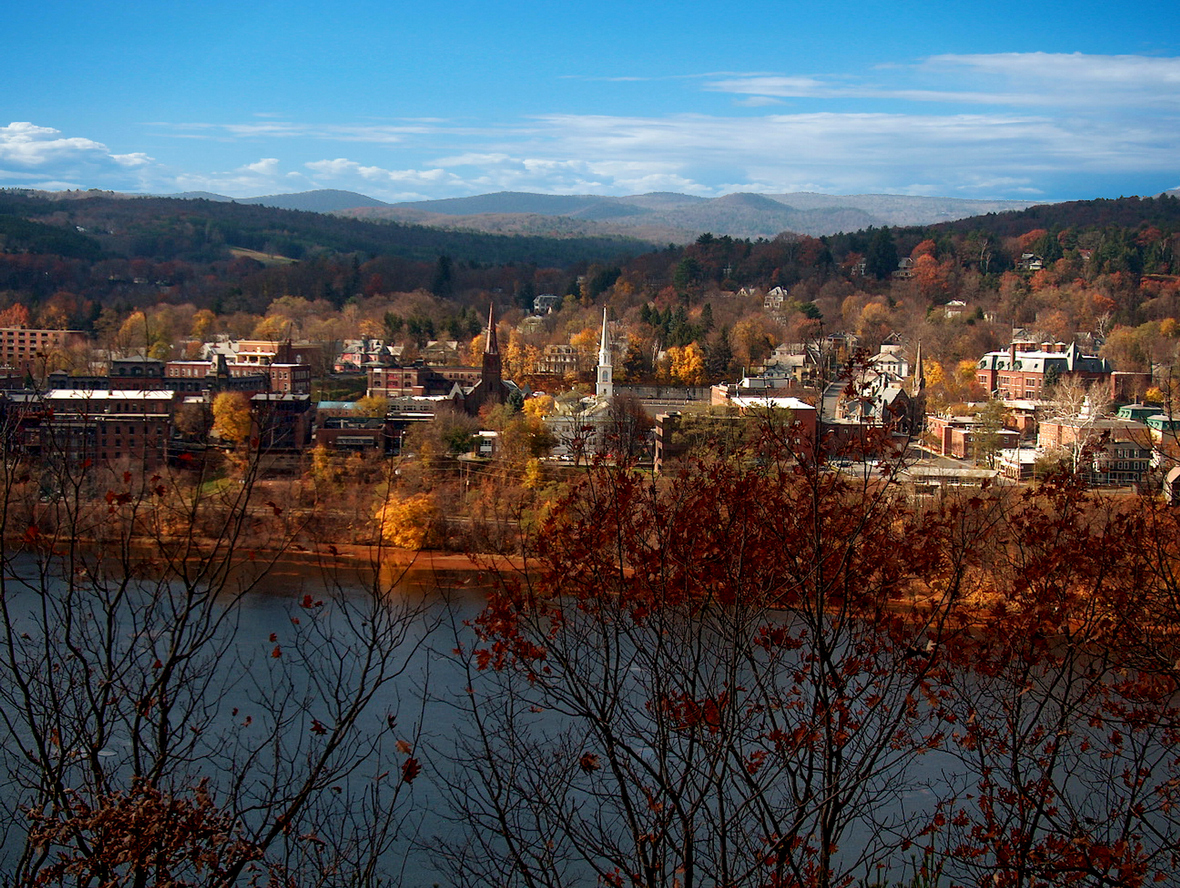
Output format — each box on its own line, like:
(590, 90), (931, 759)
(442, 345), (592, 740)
(245, 158), (281, 175)
(171, 157), (309, 197)
(707, 53), (1180, 110)
(151, 120), (444, 144)
(302, 157), (464, 200)
(112, 153), (154, 167)
(0, 122), (162, 192)
(1, 122), (116, 168)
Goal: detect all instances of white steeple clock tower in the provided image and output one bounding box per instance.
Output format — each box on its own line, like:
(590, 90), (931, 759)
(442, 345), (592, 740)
(596, 307), (613, 401)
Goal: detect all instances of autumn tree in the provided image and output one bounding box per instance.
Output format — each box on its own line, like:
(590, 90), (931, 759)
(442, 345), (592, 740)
(443, 433), (980, 888)
(211, 391), (252, 446)
(0, 408), (430, 885)
(936, 480), (1180, 888)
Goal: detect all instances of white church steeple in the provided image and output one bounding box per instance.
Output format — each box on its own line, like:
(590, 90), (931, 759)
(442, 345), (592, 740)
(596, 307), (613, 401)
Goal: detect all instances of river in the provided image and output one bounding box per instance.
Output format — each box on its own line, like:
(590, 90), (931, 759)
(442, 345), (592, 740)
(1, 551), (1176, 887)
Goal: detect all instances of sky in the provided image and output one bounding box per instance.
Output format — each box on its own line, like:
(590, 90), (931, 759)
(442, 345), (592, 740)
(2, 0), (1179, 204)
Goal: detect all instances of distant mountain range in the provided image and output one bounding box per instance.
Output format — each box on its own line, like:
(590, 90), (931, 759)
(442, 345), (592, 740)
(163, 188), (1044, 241)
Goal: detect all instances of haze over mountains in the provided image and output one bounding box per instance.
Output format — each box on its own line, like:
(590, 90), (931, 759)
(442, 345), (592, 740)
(164, 188), (1042, 243)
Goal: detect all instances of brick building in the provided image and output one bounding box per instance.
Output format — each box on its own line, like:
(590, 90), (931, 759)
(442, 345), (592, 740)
(0, 326), (87, 374)
(9, 389), (177, 467)
(975, 341), (1112, 400)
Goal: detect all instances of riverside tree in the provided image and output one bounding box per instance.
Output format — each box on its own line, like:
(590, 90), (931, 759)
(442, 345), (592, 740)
(0, 413), (431, 886)
(439, 427), (1180, 888)
(440, 425), (984, 888)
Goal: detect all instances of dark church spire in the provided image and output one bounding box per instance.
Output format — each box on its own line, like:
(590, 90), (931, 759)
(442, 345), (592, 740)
(481, 302), (502, 394)
(484, 302), (499, 356)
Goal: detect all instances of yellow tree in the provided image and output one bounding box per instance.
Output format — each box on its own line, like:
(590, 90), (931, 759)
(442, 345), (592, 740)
(190, 309), (217, 341)
(376, 492), (437, 549)
(668, 343), (706, 385)
(523, 394), (555, 419)
(0, 303), (31, 327)
(570, 327), (599, 366)
(211, 392), (252, 446)
(355, 395), (390, 418)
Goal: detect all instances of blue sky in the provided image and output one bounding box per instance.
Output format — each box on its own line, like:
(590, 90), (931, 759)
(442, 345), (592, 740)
(3, 0), (1178, 203)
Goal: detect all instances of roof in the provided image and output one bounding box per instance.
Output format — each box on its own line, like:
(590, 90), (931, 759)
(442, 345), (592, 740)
(46, 389), (174, 400)
(728, 395), (815, 412)
(977, 343), (1111, 375)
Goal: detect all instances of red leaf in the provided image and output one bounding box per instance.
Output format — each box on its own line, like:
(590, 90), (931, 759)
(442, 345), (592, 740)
(271, 645), (281, 658)
(401, 757), (421, 783)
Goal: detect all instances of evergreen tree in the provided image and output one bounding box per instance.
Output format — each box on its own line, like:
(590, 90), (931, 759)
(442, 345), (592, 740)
(865, 227), (898, 280)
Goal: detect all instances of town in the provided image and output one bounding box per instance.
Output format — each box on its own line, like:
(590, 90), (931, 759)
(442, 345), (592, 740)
(3, 198), (1179, 545)
(4, 188), (1180, 888)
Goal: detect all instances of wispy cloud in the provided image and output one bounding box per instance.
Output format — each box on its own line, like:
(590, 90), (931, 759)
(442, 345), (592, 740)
(171, 157), (309, 196)
(707, 52), (1180, 109)
(148, 120), (450, 143)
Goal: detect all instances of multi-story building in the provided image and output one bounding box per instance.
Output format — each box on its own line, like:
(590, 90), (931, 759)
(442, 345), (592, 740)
(1036, 415), (1152, 486)
(366, 363), (480, 399)
(975, 341), (1113, 401)
(163, 357), (310, 396)
(10, 389), (177, 467)
(536, 344), (584, 377)
(0, 326), (87, 374)
(925, 413), (1020, 460)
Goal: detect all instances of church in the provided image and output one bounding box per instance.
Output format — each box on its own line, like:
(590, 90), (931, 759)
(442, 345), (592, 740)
(455, 303), (516, 415)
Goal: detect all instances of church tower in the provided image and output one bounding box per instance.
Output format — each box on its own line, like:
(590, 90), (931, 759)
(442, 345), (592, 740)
(596, 307), (613, 401)
(910, 340), (926, 434)
(481, 301), (502, 393)
(461, 302), (506, 415)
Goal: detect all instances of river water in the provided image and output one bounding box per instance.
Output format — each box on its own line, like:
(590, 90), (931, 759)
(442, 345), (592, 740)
(2, 553), (1176, 887)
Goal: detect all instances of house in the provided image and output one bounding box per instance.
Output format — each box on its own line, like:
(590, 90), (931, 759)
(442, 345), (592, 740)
(893, 257), (915, 280)
(533, 293), (561, 314)
(335, 339), (391, 373)
(869, 345), (909, 379)
(1036, 415), (1152, 486)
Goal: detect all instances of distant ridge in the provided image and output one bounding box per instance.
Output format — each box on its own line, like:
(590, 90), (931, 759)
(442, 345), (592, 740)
(155, 187), (1045, 240)
(356, 189), (1041, 240)
(237, 189), (393, 212)
(164, 191), (234, 202)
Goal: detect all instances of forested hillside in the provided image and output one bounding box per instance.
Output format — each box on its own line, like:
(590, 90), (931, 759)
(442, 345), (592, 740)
(2, 190), (1179, 395)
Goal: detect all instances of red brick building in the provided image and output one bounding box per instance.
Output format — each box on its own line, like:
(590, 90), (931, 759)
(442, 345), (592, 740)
(0, 326), (87, 375)
(975, 342), (1112, 401)
(12, 389), (178, 467)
